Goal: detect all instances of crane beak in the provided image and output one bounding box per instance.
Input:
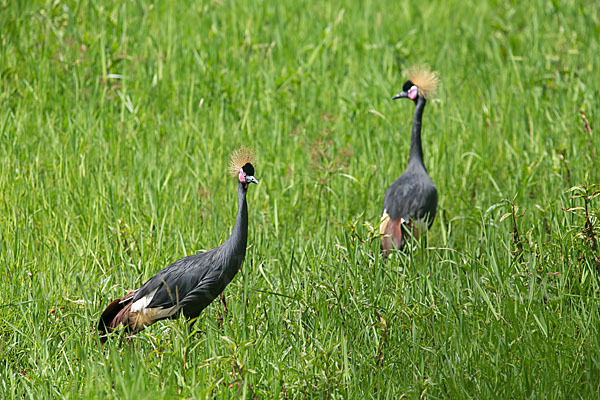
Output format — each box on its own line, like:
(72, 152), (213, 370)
(246, 176), (259, 185)
(393, 91), (408, 100)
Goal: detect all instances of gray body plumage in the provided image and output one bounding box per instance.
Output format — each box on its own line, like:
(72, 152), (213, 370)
(98, 181), (251, 340)
(382, 164), (437, 228)
(129, 183), (248, 320)
(381, 96), (437, 252)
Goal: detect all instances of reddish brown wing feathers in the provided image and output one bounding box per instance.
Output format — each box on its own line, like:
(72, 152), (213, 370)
(381, 218), (420, 257)
(381, 218), (404, 257)
(97, 291), (135, 343)
(110, 302), (135, 330)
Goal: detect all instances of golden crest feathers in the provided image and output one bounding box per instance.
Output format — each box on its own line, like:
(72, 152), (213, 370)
(228, 146), (256, 176)
(407, 65), (440, 99)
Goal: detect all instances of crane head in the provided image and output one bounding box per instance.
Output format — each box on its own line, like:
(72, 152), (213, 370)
(393, 80), (419, 102)
(393, 66), (439, 103)
(229, 146), (258, 189)
(239, 163), (258, 188)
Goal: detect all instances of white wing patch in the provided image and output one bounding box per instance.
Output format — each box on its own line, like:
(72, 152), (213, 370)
(129, 288), (180, 330)
(131, 288), (157, 313)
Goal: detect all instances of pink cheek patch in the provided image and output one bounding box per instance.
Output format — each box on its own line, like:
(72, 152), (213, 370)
(408, 87), (418, 100)
(239, 170), (246, 183)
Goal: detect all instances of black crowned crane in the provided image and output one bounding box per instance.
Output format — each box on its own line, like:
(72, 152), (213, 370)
(380, 66), (439, 256)
(98, 147), (258, 343)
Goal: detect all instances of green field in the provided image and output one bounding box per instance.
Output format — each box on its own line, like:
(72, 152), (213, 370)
(1, 0), (599, 398)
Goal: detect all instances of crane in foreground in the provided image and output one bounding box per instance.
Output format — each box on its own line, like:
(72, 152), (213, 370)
(380, 66), (439, 257)
(98, 147), (258, 343)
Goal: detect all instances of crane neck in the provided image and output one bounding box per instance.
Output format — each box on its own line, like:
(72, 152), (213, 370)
(225, 182), (249, 254)
(408, 96), (427, 170)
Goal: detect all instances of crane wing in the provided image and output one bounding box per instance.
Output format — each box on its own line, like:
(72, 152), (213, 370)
(382, 173), (437, 227)
(130, 249), (219, 312)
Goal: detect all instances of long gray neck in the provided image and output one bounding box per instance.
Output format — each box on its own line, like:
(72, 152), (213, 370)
(408, 96), (427, 170)
(224, 182), (248, 256)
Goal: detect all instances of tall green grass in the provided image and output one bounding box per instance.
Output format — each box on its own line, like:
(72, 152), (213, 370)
(1, 0), (599, 397)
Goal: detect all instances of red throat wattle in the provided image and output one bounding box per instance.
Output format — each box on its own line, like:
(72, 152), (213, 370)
(239, 169), (248, 189)
(408, 86), (418, 102)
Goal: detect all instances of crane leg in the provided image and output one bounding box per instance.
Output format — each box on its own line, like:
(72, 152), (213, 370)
(220, 293), (229, 316)
(217, 293), (228, 327)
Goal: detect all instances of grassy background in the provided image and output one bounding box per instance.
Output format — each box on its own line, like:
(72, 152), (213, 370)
(1, 0), (599, 398)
